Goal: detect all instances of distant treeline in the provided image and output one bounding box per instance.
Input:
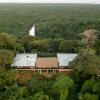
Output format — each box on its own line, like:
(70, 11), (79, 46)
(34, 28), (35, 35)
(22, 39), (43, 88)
(0, 4), (100, 39)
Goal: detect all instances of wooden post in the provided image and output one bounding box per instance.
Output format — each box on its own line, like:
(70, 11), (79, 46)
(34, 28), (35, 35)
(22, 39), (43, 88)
(37, 69), (39, 74)
(55, 69), (56, 74)
(46, 69), (48, 74)
(58, 69), (60, 74)
(53, 69), (54, 74)
(40, 69), (42, 74)
(19, 70), (21, 79)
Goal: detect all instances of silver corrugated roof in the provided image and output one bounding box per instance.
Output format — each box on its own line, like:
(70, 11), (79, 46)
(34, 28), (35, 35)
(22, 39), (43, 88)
(11, 54), (37, 67)
(57, 53), (78, 67)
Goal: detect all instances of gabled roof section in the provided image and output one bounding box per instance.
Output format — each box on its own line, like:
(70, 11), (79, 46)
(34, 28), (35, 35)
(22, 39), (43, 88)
(57, 53), (78, 67)
(11, 54), (37, 67)
(36, 57), (58, 68)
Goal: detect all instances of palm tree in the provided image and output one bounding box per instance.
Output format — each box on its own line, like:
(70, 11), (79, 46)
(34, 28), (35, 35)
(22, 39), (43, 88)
(33, 92), (49, 100)
(52, 74), (73, 100)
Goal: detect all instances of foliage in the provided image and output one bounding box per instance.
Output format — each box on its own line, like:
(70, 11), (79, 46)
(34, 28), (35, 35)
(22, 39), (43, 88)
(78, 93), (99, 100)
(95, 40), (100, 55)
(59, 40), (79, 53)
(52, 74), (73, 100)
(0, 33), (17, 51)
(0, 4), (100, 39)
(78, 77), (100, 100)
(81, 29), (98, 48)
(0, 4), (100, 100)
(0, 50), (14, 69)
(33, 92), (49, 100)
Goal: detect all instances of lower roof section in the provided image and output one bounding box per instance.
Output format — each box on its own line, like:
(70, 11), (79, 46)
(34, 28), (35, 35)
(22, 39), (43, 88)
(36, 57), (58, 68)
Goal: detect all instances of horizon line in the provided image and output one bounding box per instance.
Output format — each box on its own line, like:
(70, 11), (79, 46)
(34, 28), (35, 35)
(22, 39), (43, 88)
(0, 2), (100, 4)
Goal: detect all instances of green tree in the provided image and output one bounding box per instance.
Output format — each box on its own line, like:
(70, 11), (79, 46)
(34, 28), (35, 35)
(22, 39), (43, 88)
(95, 40), (100, 55)
(78, 93), (99, 100)
(59, 40), (79, 53)
(0, 50), (14, 70)
(74, 55), (100, 80)
(59, 40), (72, 52)
(31, 39), (49, 52)
(33, 92), (49, 100)
(78, 77), (100, 100)
(0, 33), (17, 52)
(0, 70), (18, 100)
(52, 74), (73, 100)
(20, 35), (34, 52)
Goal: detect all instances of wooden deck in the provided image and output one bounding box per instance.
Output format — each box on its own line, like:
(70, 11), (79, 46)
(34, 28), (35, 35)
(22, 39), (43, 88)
(15, 68), (73, 74)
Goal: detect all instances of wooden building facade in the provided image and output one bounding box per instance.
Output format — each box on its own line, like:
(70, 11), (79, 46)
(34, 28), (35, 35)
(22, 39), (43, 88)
(11, 53), (78, 74)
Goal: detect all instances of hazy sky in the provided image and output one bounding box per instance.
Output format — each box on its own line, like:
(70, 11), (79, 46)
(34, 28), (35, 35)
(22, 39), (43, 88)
(0, 0), (100, 4)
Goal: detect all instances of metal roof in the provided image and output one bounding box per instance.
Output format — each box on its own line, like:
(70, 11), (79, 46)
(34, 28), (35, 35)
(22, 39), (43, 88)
(11, 54), (37, 67)
(57, 53), (78, 67)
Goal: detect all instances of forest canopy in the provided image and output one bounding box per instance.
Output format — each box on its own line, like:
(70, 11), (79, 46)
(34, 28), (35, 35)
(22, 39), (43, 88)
(0, 4), (100, 100)
(0, 4), (100, 39)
